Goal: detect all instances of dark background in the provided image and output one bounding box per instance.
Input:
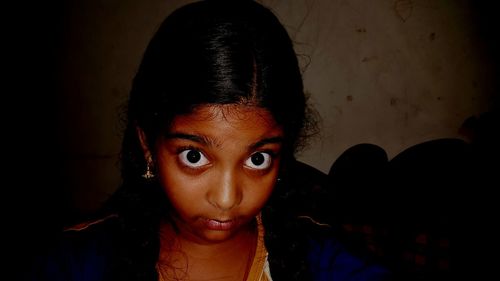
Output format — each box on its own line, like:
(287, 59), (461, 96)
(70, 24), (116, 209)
(6, 1), (499, 275)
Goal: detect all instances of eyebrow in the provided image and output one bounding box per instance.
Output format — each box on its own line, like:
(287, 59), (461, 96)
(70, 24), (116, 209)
(165, 133), (284, 149)
(165, 133), (215, 146)
(249, 136), (284, 150)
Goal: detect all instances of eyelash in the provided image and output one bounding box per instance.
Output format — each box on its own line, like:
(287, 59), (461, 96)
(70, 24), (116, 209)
(246, 150), (276, 170)
(176, 146), (209, 169)
(175, 147), (278, 171)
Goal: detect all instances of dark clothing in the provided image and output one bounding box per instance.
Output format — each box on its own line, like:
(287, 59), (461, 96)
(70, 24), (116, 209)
(25, 214), (391, 281)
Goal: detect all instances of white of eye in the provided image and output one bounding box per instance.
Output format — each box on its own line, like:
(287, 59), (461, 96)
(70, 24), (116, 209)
(244, 152), (272, 170)
(178, 149), (210, 168)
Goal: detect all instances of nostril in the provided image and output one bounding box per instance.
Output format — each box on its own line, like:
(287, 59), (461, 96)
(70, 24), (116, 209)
(208, 191), (240, 211)
(207, 179), (242, 211)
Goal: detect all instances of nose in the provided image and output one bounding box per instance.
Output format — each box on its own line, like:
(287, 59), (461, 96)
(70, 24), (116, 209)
(207, 169), (242, 211)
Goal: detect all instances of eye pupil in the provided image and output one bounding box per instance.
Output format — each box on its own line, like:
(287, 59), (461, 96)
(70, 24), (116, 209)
(186, 150), (201, 163)
(251, 153), (265, 166)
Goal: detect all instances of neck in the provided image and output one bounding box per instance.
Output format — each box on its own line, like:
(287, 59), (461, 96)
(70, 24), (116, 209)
(157, 220), (257, 280)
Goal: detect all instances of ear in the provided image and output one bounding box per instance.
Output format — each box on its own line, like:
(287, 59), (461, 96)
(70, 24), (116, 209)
(136, 126), (152, 162)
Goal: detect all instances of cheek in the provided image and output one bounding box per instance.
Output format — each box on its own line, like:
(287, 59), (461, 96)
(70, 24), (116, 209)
(243, 174), (277, 210)
(158, 159), (199, 189)
(156, 158), (206, 209)
(158, 172), (211, 219)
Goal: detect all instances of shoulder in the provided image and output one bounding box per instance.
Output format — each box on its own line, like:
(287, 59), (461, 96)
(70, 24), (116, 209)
(63, 214), (120, 232)
(304, 220), (393, 281)
(25, 214), (120, 281)
(60, 213), (120, 250)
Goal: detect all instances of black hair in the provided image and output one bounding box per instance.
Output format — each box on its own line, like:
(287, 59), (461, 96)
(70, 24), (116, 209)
(105, 1), (318, 280)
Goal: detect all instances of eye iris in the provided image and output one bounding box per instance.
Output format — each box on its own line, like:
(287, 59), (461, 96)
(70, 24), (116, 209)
(251, 153), (265, 166)
(186, 150), (201, 163)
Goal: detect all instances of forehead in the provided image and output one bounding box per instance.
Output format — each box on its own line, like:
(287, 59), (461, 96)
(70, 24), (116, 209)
(168, 104), (283, 139)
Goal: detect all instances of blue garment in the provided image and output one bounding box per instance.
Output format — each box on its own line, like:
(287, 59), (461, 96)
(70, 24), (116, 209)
(25, 221), (115, 281)
(308, 238), (391, 281)
(25, 216), (391, 281)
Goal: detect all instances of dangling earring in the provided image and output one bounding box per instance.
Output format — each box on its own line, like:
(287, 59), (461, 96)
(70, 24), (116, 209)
(142, 159), (155, 179)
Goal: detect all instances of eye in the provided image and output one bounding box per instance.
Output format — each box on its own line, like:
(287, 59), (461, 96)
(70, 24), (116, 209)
(178, 149), (209, 168)
(244, 152), (272, 170)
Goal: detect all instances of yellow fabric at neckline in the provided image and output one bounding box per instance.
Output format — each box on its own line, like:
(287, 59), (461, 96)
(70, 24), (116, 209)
(245, 214), (272, 281)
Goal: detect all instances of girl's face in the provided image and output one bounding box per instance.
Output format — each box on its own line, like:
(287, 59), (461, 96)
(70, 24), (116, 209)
(154, 104), (283, 244)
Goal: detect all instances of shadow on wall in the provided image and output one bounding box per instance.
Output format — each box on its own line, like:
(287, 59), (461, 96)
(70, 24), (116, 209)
(270, 106), (497, 280)
(323, 110), (499, 280)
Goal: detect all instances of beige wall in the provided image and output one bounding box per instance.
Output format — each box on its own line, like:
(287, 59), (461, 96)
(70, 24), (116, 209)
(58, 0), (496, 213)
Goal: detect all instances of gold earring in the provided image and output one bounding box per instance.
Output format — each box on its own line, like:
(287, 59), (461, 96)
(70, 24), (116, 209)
(142, 159), (155, 179)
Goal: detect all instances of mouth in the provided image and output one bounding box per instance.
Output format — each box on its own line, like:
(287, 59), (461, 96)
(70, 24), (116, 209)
(203, 218), (238, 231)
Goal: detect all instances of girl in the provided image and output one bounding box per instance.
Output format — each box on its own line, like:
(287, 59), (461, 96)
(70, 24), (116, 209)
(28, 1), (391, 280)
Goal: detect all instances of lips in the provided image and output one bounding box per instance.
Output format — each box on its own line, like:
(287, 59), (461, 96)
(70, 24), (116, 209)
(203, 218), (238, 231)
